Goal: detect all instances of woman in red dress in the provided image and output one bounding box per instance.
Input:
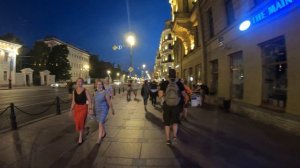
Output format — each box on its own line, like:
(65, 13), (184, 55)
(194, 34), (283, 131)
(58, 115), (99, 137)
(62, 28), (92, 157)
(69, 78), (92, 145)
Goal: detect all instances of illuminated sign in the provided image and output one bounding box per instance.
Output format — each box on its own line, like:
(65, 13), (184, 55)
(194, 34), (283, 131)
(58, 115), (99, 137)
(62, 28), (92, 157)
(239, 0), (295, 31)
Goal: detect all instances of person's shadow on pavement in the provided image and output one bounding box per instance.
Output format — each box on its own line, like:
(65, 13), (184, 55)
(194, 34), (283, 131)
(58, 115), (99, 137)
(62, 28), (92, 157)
(69, 145), (100, 168)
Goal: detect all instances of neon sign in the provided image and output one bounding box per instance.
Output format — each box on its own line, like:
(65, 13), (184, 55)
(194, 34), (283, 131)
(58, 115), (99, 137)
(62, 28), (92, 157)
(239, 0), (294, 31)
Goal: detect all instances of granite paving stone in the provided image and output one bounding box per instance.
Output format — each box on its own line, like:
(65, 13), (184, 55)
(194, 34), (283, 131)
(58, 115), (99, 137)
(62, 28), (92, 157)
(1, 92), (300, 167)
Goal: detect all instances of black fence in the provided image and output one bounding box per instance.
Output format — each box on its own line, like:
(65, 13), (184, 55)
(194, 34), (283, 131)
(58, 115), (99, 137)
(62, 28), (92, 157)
(0, 96), (71, 131)
(0, 84), (129, 132)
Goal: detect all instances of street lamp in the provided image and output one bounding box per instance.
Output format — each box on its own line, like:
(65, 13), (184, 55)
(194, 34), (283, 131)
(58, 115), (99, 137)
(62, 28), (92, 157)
(142, 64), (146, 79)
(126, 33), (136, 77)
(190, 76), (194, 88)
(83, 64), (90, 81)
(107, 70), (111, 83)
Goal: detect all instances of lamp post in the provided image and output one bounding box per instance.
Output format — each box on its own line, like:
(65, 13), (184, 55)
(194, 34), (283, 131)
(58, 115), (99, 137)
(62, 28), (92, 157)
(142, 64), (146, 79)
(126, 33), (136, 77)
(117, 72), (120, 81)
(83, 64), (90, 82)
(190, 76), (194, 88)
(8, 56), (13, 89)
(107, 70), (111, 83)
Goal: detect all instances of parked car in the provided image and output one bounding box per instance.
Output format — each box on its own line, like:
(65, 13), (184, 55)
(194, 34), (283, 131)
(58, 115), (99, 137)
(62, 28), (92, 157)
(50, 82), (67, 88)
(113, 80), (121, 86)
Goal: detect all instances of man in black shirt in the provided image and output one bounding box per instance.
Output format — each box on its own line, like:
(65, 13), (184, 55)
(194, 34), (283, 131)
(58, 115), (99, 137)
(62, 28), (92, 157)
(161, 69), (186, 145)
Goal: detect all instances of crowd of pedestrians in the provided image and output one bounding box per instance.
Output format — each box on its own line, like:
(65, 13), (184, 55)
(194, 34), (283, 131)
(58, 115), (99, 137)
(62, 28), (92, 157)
(69, 68), (208, 146)
(140, 68), (208, 145)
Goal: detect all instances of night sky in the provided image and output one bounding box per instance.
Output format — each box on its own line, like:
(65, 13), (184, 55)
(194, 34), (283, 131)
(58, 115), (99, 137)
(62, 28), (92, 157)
(0, 0), (171, 73)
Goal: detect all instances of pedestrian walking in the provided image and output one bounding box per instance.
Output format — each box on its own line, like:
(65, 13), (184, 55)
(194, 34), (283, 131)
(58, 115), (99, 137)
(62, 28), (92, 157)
(150, 80), (158, 106)
(132, 80), (139, 100)
(67, 81), (75, 99)
(161, 69), (186, 145)
(104, 77), (113, 99)
(180, 79), (192, 121)
(127, 79), (133, 100)
(141, 80), (150, 110)
(158, 79), (166, 106)
(69, 78), (92, 145)
(92, 79), (115, 145)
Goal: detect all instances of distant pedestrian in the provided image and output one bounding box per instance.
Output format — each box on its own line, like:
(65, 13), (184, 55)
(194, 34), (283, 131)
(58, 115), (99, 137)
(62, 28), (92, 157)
(150, 80), (158, 106)
(158, 79), (166, 106)
(104, 77), (113, 99)
(127, 79), (133, 100)
(69, 78), (92, 145)
(161, 69), (186, 145)
(67, 81), (75, 99)
(180, 79), (192, 121)
(141, 80), (150, 110)
(93, 79), (115, 145)
(132, 80), (139, 100)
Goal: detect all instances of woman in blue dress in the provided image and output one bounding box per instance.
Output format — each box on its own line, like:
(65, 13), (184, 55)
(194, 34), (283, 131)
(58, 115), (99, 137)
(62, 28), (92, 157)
(93, 79), (115, 144)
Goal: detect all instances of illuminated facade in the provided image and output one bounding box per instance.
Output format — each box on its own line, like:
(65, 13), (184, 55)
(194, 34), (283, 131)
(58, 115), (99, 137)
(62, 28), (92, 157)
(169, 0), (300, 134)
(153, 52), (162, 79)
(154, 20), (175, 79)
(43, 37), (90, 82)
(169, 0), (204, 86)
(0, 40), (22, 86)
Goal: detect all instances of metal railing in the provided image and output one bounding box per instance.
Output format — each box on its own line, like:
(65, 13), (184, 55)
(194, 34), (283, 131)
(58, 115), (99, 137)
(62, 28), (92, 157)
(0, 96), (71, 131)
(0, 85), (126, 131)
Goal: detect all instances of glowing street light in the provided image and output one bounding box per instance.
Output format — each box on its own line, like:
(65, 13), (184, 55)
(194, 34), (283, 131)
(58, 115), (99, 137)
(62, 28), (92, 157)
(126, 34), (136, 47)
(125, 32), (136, 77)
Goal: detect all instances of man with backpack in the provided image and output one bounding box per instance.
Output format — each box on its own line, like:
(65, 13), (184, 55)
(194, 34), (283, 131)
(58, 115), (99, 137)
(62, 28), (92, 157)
(161, 69), (186, 145)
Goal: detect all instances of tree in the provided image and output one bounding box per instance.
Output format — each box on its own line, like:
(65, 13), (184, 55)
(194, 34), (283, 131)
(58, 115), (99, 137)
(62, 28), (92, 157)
(16, 46), (30, 72)
(27, 41), (50, 85)
(0, 33), (23, 44)
(89, 54), (100, 79)
(47, 45), (71, 81)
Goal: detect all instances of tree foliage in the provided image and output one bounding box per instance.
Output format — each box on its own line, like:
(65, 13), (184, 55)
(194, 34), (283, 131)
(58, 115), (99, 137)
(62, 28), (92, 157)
(47, 45), (71, 81)
(89, 54), (125, 80)
(0, 33), (23, 44)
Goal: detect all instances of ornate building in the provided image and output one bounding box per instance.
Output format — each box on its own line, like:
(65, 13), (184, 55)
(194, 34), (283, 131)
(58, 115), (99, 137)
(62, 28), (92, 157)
(43, 37), (90, 82)
(169, 0), (204, 86)
(169, 0), (300, 135)
(154, 20), (175, 80)
(153, 52), (162, 79)
(0, 40), (22, 87)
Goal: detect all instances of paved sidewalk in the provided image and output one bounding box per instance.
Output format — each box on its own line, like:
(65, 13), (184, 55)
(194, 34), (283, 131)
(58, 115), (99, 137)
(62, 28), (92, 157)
(0, 92), (300, 168)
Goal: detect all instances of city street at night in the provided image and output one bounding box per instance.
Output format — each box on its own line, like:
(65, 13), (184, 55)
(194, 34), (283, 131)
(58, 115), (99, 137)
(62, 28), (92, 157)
(1, 93), (300, 168)
(1, 0), (300, 167)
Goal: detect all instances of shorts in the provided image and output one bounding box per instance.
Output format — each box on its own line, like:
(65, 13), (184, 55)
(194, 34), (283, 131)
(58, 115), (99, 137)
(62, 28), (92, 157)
(163, 103), (180, 126)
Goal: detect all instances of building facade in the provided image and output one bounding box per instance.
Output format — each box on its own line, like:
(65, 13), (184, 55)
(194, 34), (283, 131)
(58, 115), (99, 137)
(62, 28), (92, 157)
(169, 0), (205, 87)
(43, 37), (90, 82)
(154, 20), (176, 80)
(169, 0), (300, 134)
(0, 40), (22, 86)
(153, 52), (162, 79)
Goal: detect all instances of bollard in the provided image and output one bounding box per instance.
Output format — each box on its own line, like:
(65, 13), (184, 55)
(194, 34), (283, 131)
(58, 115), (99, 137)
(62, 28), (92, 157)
(119, 87), (120, 94)
(113, 87), (116, 96)
(10, 103), (17, 130)
(56, 96), (61, 115)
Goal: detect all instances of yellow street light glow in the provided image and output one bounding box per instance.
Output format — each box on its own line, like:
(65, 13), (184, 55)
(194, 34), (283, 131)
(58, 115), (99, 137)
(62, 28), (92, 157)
(117, 72), (120, 76)
(126, 34), (136, 47)
(107, 70), (111, 75)
(83, 64), (89, 70)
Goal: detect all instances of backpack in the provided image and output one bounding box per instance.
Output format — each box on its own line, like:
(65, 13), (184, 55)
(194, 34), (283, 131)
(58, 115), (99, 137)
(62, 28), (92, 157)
(165, 80), (180, 106)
